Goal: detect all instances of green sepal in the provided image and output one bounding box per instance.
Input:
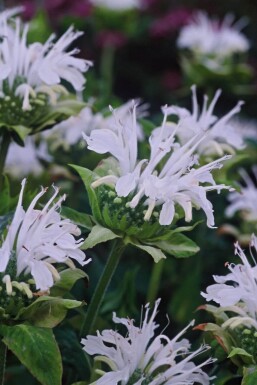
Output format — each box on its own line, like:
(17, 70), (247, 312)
(242, 366), (257, 385)
(6, 124), (31, 143)
(34, 97), (86, 133)
(16, 296), (83, 328)
(81, 224), (120, 250)
(61, 206), (95, 231)
(50, 268), (88, 297)
(0, 324), (62, 385)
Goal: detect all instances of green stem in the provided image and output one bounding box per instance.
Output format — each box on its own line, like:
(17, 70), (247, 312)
(0, 132), (11, 190)
(100, 45), (115, 105)
(0, 340), (7, 385)
(146, 259), (165, 306)
(80, 239), (125, 337)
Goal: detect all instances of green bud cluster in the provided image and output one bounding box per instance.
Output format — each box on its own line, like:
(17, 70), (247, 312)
(0, 254), (35, 322)
(96, 185), (160, 232)
(235, 327), (257, 361)
(0, 78), (52, 129)
(127, 369), (154, 385)
(0, 284), (32, 320)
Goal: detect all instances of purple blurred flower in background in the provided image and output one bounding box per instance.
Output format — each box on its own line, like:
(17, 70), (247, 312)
(151, 7), (191, 37)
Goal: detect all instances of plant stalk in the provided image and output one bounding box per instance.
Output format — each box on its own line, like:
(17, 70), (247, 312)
(100, 45), (115, 105)
(80, 239), (125, 337)
(0, 132), (11, 190)
(0, 340), (7, 385)
(146, 259), (165, 306)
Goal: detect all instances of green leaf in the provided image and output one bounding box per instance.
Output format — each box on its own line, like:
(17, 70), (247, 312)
(61, 206), (95, 231)
(0, 324), (62, 385)
(131, 242), (166, 263)
(70, 165), (103, 223)
(50, 268), (88, 297)
(82, 224), (120, 250)
(17, 296), (83, 327)
(9, 124), (31, 142)
(242, 366), (257, 385)
(0, 176), (10, 215)
(228, 347), (253, 359)
(153, 233), (199, 258)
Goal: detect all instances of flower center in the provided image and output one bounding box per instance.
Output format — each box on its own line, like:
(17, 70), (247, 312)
(0, 78), (49, 127)
(96, 185), (161, 231)
(235, 327), (257, 361)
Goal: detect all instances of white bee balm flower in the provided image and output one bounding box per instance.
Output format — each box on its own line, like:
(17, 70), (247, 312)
(177, 12), (249, 58)
(82, 299), (215, 385)
(164, 86), (244, 157)
(202, 235), (257, 329)
(0, 179), (89, 291)
(84, 102), (232, 227)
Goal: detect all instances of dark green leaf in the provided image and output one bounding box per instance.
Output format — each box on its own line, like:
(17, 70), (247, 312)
(61, 206), (95, 231)
(0, 324), (62, 385)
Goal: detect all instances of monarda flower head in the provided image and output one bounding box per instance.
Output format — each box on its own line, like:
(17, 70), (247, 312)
(165, 86), (244, 157)
(177, 12), (249, 60)
(0, 8), (92, 140)
(82, 299), (215, 385)
(199, 235), (257, 364)
(81, 101), (231, 229)
(0, 179), (90, 320)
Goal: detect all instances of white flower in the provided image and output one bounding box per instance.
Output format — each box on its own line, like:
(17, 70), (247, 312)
(82, 299), (215, 385)
(226, 168), (257, 221)
(201, 235), (257, 329)
(177, 12), (249, 59)
(5, 136), (52, 178)
(43, 100), (146, 150)
(0, 179), (90, 291)
(229, 118), (257, 142)
(164, 86), (244, 157)
(0, 9), (92, 111)
(89, 0), (140, 11)
(84, 102), (232, 227)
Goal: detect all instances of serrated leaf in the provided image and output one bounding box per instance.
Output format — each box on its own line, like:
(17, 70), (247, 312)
(61, 206), (95, 231)
(131, 242), (166, 263)
(16, 296), (82, 327)
(82, 224), (120, 250)
(0, 324), (62, 385)
(50, 268), (88, 297)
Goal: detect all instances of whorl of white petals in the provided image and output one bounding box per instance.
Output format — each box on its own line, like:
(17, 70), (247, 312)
(226, 167), (257, 221)
(82, 299), (215, 385)
(177, 11), (249, 57)
(0, 8), (92, 109)
(164, 85), (245, 157)
(0, 179), (90, 291)
(84, 101), (232, 228)
(201, 234), (257, 328)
